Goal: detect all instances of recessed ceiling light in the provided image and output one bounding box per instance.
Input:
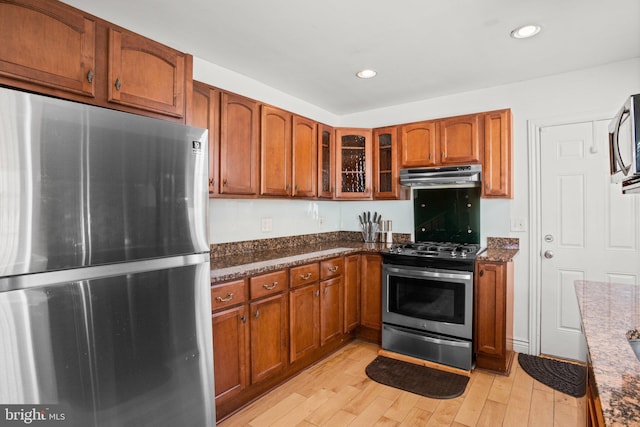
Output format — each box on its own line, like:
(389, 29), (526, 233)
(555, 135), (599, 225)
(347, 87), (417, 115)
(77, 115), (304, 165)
(510, 24), (542, 39)
(356, 69), (377, 79)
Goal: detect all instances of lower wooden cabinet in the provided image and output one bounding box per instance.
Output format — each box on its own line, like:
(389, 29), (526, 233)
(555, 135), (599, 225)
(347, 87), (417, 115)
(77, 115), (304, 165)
(211, 304), (249, 404)
(249, 293), (288, 384)
(289, 282), (320, 363)
(359, 254), (382, 342)
(343, 254), (361, 332)
(586, 353), (605, 426)
(320, 276), (343, 345)
(474, 260), (514, 374)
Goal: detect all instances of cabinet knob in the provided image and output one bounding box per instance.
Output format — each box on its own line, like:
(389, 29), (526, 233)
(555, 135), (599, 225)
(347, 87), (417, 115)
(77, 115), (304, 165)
(314, 290), (320, 297)
(255, 310), (260, 319)
(115, 78), (122, 91)
(87, 69), (94, 83)
(209, 178), (215, 186)
(241, 314), (247, 323)
(323, 288), (328, 295)
(479, 269), (484, 277)
(223, 179), (228, 186)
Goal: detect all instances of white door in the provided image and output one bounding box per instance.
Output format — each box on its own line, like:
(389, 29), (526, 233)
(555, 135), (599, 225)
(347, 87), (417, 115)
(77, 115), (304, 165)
(540, 120), (640, 362)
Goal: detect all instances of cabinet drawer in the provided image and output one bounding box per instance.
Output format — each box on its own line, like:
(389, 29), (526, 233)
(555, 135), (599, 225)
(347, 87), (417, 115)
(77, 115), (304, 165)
(320, 257), (344, 280)
(250, 270), (288, 299)
(211, 279), (246, 311)
(290, 263), (320, 288)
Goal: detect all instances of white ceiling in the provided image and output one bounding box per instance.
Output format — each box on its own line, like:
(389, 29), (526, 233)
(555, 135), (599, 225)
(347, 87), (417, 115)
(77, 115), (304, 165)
(62, 0), (640, 115)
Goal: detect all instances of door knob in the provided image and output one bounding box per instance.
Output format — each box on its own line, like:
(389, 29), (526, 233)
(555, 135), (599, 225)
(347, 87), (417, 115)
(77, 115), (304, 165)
(544, 250), (554, 259)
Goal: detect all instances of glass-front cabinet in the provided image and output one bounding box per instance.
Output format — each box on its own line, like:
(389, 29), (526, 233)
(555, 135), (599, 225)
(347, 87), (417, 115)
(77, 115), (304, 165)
(317, 124), (335, 198)
(373, 126), (399, 199)
(335, 128), (372, 199)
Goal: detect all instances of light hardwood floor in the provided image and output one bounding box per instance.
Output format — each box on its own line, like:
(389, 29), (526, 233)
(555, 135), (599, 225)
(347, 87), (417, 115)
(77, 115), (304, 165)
(218, 340), (586, 427)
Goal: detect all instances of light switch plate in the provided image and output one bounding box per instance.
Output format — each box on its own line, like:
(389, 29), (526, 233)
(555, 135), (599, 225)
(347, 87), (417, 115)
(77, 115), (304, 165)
(261, 217), (272, 233)
(510, 217), (527, 232)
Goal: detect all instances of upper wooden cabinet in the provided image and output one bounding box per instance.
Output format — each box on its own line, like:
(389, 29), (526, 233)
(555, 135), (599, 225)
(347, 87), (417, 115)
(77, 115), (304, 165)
(317, 124), (335, 198)
(292, 115), (317, 198)
(107, 27), (186, 117)
(373, 126), (400, 199)
(261, 105), (292, 197)
(0, 0), (96, 97)
(0, 0), (190, 121)
(190, 82), (220, 195)
(400, 121), (438, 167)
(439, 113), (481, 164)
(220, 92), (260, 195)
(482, 109), (513, 198)
(335, 128), (373, 199)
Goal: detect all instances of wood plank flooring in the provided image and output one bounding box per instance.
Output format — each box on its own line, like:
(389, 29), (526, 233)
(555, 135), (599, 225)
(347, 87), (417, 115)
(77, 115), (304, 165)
(218, 340), (586, 427)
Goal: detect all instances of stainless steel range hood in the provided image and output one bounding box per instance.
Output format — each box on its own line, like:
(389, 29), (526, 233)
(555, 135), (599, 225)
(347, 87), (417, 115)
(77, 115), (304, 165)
(400, 164), (482, 188)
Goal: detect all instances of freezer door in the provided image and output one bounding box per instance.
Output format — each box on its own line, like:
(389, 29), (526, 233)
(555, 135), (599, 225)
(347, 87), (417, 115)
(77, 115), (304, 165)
(0, 255), (214, 427)
(0, 87), (209, 277)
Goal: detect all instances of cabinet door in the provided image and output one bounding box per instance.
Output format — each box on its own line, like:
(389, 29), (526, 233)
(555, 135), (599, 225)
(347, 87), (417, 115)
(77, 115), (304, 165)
(320, 276), (343, 346)
(360, 254), (382, 331)
(220, 92), (259, 195)
(261, 105), (292, 196)
(335, 128), (372, 199)
(373, 126), (399, 199)
(474, 261), (506, 357)
(250, 293), (287, 383)
(343, 255), (360, 333)
(292, 115), (317, 198)
(317, 124), (335, 198)
(400, 121), (438, 167)
(289, 283), (319, 363)
(482, 109), (513, 198)
(191, 82), (220, 195)
(0, 0), (96, 97)
(212, 305), (249, 404)
(439, 114), (481, 164)
(108, 28), (185, 117)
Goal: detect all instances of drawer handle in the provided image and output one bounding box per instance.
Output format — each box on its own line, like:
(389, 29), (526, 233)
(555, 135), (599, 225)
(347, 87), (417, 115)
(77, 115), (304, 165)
(215, 293), (234, 303)
(328, 266), (339, 273)
(300, 273), (313, 280)
(263, 281), (278, 290)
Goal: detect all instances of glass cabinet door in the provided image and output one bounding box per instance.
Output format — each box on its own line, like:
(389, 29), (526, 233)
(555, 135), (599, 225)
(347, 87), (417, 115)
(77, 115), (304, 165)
(373, 126), (399, 199)
(317, 124), (334, 198)
(335, 128), (372, 199)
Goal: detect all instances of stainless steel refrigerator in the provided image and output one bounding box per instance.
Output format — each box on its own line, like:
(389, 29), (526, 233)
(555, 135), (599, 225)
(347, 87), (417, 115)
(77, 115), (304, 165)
(0, 87), (214, 426)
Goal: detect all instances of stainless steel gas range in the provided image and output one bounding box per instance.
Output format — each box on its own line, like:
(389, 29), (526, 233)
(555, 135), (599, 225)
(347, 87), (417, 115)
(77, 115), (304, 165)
(382, 165), (482, 371)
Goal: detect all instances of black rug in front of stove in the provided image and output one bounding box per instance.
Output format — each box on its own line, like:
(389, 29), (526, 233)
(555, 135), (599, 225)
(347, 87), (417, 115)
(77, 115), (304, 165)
(365, 356), (469, 399)
(518, 353), (586, 398)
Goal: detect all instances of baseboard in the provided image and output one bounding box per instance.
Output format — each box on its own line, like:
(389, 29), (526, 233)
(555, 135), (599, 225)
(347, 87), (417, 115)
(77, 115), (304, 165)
(512, 338), (529, 355)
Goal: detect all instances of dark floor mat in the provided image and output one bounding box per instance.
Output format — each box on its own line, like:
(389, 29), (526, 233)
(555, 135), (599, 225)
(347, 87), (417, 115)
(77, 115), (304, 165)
(365, 356), (469, 399)
(518, 353), (586, 398)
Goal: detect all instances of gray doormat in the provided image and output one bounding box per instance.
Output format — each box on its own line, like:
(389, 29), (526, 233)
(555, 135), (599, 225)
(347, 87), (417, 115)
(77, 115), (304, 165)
(365, 356), (469, 399)
(518, 353), (586, 397)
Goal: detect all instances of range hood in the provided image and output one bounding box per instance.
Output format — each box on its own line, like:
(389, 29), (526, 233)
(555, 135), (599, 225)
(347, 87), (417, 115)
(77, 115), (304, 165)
(400, 164), (482, 188)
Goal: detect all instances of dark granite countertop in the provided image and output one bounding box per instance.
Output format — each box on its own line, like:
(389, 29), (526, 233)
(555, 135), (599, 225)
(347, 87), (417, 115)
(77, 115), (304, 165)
(476, 248), (519, 262)
(211, 241), (387, 282)
(477, 237), (519, 262)
(575, 280), (640, 426)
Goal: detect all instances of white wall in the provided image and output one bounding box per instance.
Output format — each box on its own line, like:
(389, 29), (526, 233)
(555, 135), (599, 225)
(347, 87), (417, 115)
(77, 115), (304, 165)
(199, 56), (640, 353)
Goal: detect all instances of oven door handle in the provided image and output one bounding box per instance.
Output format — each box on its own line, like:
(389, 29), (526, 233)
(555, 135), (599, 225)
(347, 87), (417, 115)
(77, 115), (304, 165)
(384, 325), (471, 348)
(384, 265), (472, 281)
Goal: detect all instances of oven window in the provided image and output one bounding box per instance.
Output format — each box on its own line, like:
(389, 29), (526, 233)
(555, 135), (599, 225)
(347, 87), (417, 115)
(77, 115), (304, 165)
(388, 275), (465, 324)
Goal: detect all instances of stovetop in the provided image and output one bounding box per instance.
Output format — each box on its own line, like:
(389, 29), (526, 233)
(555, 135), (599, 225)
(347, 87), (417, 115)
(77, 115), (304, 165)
(381, 241), (481, 271)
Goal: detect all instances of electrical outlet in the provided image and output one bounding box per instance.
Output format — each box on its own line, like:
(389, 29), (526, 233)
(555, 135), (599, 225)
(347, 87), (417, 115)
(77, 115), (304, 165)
(261, 217), (272, 233)
(510, 217), (527, 232)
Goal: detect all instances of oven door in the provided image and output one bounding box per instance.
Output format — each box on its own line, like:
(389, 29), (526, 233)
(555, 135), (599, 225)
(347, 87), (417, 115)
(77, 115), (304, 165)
(382, 263), (473, 339)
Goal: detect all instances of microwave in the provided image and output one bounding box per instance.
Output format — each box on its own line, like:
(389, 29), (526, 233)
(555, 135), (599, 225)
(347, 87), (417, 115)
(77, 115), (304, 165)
(609, 94), (640, 187)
